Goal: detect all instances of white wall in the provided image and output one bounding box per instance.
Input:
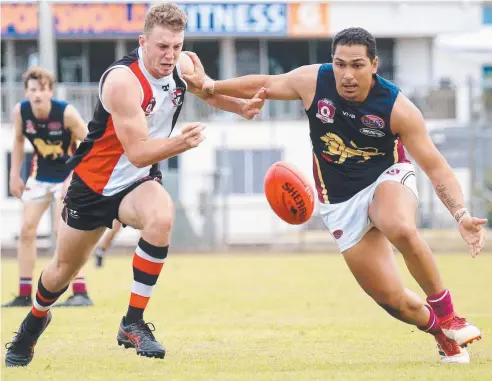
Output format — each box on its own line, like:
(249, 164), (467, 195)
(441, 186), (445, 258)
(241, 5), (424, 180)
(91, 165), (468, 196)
(394, 38), (433, 88)
(330, 1), (481, 37)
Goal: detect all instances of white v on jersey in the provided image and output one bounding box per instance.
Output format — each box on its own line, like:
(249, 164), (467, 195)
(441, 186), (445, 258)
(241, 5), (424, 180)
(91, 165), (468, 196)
(69, 47), (187, 196)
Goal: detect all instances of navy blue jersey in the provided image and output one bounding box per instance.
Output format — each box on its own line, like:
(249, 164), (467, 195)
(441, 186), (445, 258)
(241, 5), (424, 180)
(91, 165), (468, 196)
(306, 64), (409, 204)
(20, 99), (75, 182)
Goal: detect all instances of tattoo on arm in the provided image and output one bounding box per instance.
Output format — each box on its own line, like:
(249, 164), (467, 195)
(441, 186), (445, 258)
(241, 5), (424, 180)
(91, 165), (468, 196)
(435, 184), (463, 212)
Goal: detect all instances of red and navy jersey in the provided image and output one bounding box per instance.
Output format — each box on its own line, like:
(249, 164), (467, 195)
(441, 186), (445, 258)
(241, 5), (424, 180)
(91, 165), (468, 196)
(306, 64), (409, 204)
(20, 99), (74, 182)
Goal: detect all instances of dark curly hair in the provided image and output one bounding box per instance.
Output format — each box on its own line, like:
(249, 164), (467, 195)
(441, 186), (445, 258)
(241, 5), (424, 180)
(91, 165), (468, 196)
(332, 27), (377, 61)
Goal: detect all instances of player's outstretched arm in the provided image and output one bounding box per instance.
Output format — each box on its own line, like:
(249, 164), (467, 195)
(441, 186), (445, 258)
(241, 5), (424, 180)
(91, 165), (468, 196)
(64, 104), (88, 142)
(102, 68), (206, 168)
(179, 52), (265, 120)
(9, 103), (25, 198)
(392, 93), (487, 257)
(183, 51), (318, 102)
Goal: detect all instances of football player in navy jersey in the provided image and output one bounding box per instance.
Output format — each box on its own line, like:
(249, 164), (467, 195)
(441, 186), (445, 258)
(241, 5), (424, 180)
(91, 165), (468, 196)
(3, 66), (94, 309)
(187, 27), (487, 363)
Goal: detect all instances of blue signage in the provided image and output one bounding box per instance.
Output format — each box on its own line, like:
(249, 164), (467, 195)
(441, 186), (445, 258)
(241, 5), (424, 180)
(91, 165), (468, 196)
(484, 5), (492, 25)
(182, 3), (286, 36)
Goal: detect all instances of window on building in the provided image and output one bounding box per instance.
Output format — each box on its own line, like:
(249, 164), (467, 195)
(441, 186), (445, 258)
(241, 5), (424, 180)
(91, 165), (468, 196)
(6, 152), (34, 197)
(160, 156), (179, 171)
(188, 40), (219, 80)
(215, 149), (282, 195)
(126, 41), (139, 54)
(266, 40), (310, 119)
(315, 39), (332, 64)
(376, 38), (394, 81)
(14, 40), (38, 81)
(268, 40), (310, 75)
(89, 41), (116, 82)
(236, 40), (260, 77)
(57, 42), (84, 83)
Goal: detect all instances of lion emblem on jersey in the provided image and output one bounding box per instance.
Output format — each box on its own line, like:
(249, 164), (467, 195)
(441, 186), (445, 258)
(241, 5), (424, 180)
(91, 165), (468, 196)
(172, 87), (185, 106)
(33, 138), (64, 159)
(320, 133), (385, 164)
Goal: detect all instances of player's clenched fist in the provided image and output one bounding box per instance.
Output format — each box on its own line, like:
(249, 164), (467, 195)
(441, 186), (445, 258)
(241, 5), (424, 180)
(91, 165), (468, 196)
(181, 122), (206, 148)
(9, 175), (25, 199)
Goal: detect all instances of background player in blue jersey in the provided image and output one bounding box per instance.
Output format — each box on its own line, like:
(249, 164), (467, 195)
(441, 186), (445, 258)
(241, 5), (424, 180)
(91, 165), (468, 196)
(185, 27), (487, 363)
(3, 66), (94, 308)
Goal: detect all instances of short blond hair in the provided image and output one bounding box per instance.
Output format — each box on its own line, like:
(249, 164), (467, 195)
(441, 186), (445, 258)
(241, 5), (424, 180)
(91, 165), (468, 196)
(22, 66), (55, 90)
(144, 3), (187, 34)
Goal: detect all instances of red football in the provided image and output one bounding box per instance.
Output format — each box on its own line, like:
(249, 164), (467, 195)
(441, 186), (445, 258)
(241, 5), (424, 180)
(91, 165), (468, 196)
(264, 161), (314, 225)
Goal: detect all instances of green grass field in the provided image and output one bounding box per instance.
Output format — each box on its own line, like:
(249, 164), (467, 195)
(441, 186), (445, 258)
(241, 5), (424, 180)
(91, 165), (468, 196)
(2, 253), (491, 381)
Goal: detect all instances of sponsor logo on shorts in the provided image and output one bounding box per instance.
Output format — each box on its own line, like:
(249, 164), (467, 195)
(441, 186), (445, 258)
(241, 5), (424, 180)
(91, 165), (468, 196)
(386, 168), (401, 175)
(68, 208), (80, 219)
(359, 128), (385, 138)
(316, 98), (336, 124)
(361, 115), (385, 129)
(333, 229), (343, 239)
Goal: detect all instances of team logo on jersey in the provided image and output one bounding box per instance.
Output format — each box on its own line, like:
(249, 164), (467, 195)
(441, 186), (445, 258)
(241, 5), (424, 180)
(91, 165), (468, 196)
(144, 97), (156, 116)
(172, 87), (185, 106)
(320, 132), (385, 164)
(361, 115), (385, 129)
(316, 98), (336, 124)
(48, 122), (62, 131)
(162, 84), (169, 91)
(359, 128), (385, 138)
(25, 120), (36, 134)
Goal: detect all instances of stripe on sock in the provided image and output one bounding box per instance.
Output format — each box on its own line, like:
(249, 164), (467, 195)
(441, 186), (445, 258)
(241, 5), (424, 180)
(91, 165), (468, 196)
(127, 241), (168, 317)
(133, 253), (165, 275)
(427, 289), (448, 303)
(36, 290), (58, 306)
(20, 277), (33, 296)
(33, 299), (51, 312)
(32, 276), (68, 318)
(133, 267), (160, 286)
(131, 280), (154, 297)
(129, 293), (150, 309)
(135, 246), (167, 263)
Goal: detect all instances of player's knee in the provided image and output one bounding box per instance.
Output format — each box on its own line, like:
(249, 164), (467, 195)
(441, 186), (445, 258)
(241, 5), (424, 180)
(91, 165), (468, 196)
(144, 212), (174, 235)
(387, 222), (418, 244)
(19, 223), (37, 242)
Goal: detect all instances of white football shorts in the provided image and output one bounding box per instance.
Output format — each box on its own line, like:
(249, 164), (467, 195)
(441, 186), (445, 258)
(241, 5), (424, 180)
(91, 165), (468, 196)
(319, 163), (419, 252)
(21, 177), (64, 203)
